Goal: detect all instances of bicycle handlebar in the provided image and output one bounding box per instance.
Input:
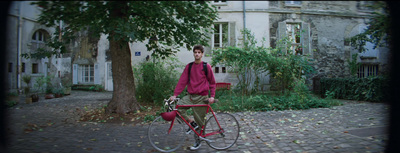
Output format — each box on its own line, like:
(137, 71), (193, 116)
(203, 99), (218, 103)
(164, 98), (218, 106)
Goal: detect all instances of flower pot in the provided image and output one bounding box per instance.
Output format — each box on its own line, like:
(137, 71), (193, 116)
(55, 93), (63, 98)
(25, 97), (32, 104)
(64, 87), (71, 95)
(31, 94), (39, 102)
(45, 94), (54, 99)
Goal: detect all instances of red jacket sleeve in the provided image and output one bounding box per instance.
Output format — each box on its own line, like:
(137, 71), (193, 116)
(207, 63), (216, 97)
(173, 64), (189, 97)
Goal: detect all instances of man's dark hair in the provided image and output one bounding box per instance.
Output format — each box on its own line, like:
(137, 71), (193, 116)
(193, 45), (204, 53)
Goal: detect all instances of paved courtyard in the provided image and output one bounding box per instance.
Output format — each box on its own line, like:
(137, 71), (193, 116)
(5, 91), (389, 153)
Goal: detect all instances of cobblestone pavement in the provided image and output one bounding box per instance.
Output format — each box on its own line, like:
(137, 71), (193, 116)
(5, 91), (389, 153)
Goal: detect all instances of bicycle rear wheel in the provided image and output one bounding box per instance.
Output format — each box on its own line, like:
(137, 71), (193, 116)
(204, 113), (239, 150)
(148, 116), (185, 152)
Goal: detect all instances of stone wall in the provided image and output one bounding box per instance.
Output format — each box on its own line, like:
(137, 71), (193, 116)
(269, 1), (381, 81)
(267, 1), (389, 91)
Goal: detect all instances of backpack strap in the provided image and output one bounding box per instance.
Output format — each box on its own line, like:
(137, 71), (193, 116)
(203, 62), (208, 77)
(188, 62), (194, 84)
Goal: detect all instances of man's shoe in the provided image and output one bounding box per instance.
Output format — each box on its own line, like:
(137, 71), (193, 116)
(189, 139), (201, 150)
(186, 121), (198, 134)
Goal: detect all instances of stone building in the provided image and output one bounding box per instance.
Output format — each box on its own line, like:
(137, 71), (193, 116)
(5, 1), (389, 93)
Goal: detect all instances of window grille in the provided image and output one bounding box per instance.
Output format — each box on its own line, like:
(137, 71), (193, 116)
(357, 64), (378, 78)
(81, 65), (94, 83)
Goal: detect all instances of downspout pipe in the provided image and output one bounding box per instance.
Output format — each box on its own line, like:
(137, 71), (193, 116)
(243, 0), (246, 42)
(17, 1), (22, 91)
(243, 0), (248, 91)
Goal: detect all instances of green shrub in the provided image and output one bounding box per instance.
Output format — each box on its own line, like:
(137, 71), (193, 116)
(6, 100), (18, 108)
(89, 85), (104, 91)
(212, 29), (315, 95)
(320, 76), (389, 102)
(133, 56), (183, 105)
(212, 90), (342, 113)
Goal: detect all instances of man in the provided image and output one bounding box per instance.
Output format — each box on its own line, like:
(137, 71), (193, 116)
(169, 45), (216, 150)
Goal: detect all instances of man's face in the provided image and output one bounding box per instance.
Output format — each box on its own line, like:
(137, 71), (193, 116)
(193, 49), (203, 60)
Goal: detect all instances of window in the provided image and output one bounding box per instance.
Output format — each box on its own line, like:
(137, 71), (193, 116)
(8, 63), (12, 73)
(214, 66), (226, 73)
(22, 63), (25, 73)
(213, 0), (227, 4)
(215, 67), (219, 73)
(277, 21), (311, 55)
(287, 23), (302, 55)
(32, 30), (46, 42)
(213, 23), (229, 48)
(81, 65), (94, 83)
(357, 64), (379, 78)
(32, 63), (39, 74)
(31, 30), (48, 52)
(285, 1), (301, 6)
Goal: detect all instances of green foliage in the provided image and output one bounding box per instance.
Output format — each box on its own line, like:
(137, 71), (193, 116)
(324, 90), (336, 99)
(212, 29), (315, 95)
(212, 29), (270, 95)
(212, 91), (342, 112)
(7, 92), (19, 97)
(133, 56), (183, 104)
(89, 85), (104, 92)
(6, 92), (19, 108)
(34, 75), (52, 93)
(22, 75), (32, 85)
(320, 76), (390, 102)
(28, 1), (219, 59)
(6, 100), (18, 108)
(52, 87), (65, 95)
(347, 54), (360, 76)
(346, 1), (390, 53)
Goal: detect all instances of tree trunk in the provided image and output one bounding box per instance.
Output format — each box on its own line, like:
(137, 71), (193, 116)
(106, 39), (140, 114)
(105, 2), (140, 115)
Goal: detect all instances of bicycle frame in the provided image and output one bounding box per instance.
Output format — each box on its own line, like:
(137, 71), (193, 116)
(167, 103), (224, 139)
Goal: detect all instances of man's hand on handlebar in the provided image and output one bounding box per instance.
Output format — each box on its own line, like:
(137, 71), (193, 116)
(208, 97), (215, 104)
(169, 96), (177, 101)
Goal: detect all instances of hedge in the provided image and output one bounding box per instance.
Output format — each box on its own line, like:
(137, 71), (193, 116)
(320, 76), (390, 102)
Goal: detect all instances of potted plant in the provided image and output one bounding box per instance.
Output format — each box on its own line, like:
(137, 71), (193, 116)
(30, 93), (39, 102)
(53, 87), (64, 98)
(61, 77), (72, 95)
(6, 92), (19, 107)
(22, 75), (32, 104)
(45, 86), (54, 99)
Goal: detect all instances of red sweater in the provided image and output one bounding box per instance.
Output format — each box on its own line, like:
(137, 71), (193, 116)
(174, 61), (216, 97)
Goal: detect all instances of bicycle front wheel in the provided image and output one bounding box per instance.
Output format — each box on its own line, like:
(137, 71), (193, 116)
(148, 116), (185, 152)
(204, 113), (240, 150)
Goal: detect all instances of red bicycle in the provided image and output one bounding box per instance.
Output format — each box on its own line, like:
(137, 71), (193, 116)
(148, 98), (240, 152)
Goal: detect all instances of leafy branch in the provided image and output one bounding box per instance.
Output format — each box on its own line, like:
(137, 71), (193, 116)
(346, 1), (390, 53)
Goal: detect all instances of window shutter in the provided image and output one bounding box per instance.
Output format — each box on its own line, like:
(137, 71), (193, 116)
(73, 64), (78, 84)
(277, 21), (287, 53)
(229, 22), (236, 46)
(301, 22), (311, 55)
(205, 27), (213, 55)
(94, 64), (100, 84)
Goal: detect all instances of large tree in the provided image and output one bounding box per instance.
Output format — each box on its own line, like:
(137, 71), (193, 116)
(31, 1), (218, 114)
